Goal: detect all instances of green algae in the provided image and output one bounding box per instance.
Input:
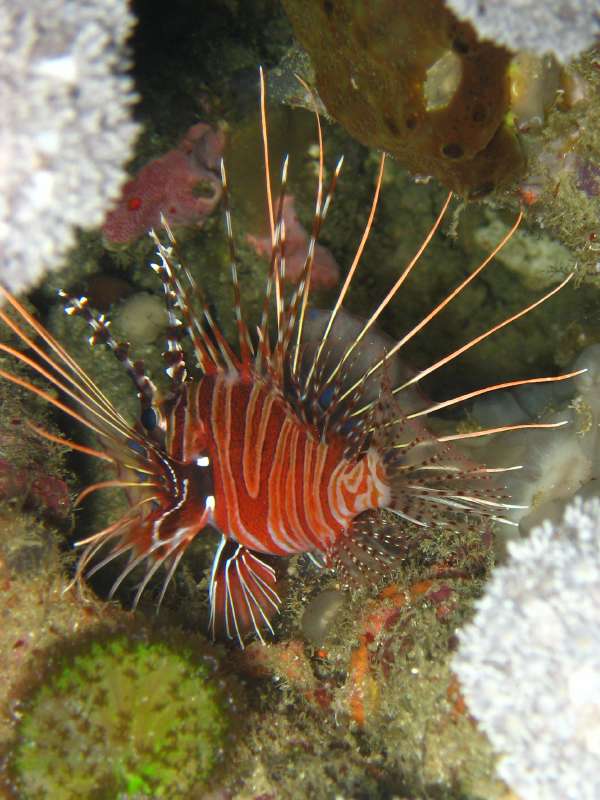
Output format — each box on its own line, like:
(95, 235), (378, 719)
(8, 634), (235, 800)
(0, 502), (129, 759)
(517, 51), (600, 281)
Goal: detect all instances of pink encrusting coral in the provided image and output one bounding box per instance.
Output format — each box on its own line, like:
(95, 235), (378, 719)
(247, 195), (340, 288)
(102, 123), (225, 244)
(0, 459), (70, 521)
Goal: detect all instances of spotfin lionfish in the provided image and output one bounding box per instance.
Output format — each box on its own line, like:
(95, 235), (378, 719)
(0, 70), (583, 647)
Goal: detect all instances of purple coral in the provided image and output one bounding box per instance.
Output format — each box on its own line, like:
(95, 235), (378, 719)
(102, 124), (225, 244)
(576, 158), (600, 198)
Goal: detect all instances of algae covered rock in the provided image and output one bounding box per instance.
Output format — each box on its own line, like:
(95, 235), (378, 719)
(282, 0), (524, 196)
(7, 633), (237, 799)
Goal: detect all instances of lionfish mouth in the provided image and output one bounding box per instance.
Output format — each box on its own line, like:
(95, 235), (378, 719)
(0, 68), (584, 647)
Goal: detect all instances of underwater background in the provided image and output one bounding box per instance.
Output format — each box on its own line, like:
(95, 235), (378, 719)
(2, 0), (600, 797)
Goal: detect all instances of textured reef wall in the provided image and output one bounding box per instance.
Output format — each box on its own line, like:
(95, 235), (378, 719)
(2, 1), (600, 798)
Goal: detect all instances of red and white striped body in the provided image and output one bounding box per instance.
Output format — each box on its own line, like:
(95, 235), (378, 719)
(167, 372), (391, 558)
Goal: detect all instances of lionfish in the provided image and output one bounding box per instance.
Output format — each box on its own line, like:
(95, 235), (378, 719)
(0, 71), (581, 647)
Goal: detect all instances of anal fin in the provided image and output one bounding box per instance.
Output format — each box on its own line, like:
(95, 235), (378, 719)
(208, 537), (281, 647)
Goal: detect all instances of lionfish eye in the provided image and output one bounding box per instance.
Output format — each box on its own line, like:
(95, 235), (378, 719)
(318, 387), (334, 409)
(141, 407), (157, 431)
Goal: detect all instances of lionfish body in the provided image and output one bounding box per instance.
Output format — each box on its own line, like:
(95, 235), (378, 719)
(192, 375), (390, 555)
(161, 365), (392, 638)
(150, 367), (389, 553)
(0, 73), (582, 646)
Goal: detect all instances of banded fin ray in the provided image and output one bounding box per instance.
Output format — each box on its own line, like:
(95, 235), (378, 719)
(208, 537), (281, 648)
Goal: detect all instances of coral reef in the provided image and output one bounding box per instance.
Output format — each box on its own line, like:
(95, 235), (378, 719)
(103, 123), (225, 244)
(0, 460), (70, 523)
(7, 633), (236, 799)
(300, 587), (346, 646)
(0, 324), (71, 510)
(508, 52), (563, 131)
(282, 0), (524, 196)
(466, 206), (572, 289)
(0, 504), (128, 756)
(228, 518), (505, 799)
(515, 51), (600, 278)
(453, 497), (600, 800)
(462, 340), (600, 537)
(328, 524), (501, 797)
(0, 0), (139, 295)
(446, 0), (600, 63)
(112, 291), (167, 345)
(344, 581), (504, 797)
(4, 1), (600, 797)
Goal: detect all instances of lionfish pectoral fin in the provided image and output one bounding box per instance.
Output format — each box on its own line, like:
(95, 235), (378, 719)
(208, 536), (281, 648)
(328, 510), (410, 588)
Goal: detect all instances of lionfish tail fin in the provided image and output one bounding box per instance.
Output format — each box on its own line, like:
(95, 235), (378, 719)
(384, 412), (511, 530)
(327, 510), (410, 587)
(208, 537), (281, 648)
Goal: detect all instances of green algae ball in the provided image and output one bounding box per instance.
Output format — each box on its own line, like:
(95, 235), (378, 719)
(10, 635), (234, 799)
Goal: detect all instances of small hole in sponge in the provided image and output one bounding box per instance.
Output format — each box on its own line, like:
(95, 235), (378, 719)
(442, 142), (464, 159)
(452, 37), (470, 54)
(472, 103), (488, 123)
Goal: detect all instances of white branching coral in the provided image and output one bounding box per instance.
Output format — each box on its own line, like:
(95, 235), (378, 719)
(453, 497), (600, 800)
(0, 0), (140, 295)
(446, 0), (600, 63)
